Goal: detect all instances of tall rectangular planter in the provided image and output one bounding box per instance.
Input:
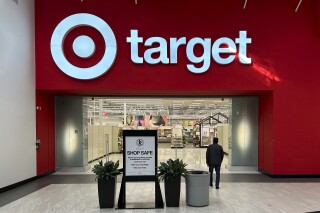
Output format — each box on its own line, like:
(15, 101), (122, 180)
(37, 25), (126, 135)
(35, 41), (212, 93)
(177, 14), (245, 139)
(98, 178), (116, 208)
(164, 176), (181, 207)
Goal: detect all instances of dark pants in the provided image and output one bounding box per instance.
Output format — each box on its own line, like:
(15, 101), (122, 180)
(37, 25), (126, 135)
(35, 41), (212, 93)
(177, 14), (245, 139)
(209, 165), (221, 187)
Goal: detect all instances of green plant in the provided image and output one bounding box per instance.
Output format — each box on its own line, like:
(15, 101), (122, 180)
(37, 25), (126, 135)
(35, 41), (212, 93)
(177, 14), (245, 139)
(92, 160), (121, 181)
(157, 158), (187, 181)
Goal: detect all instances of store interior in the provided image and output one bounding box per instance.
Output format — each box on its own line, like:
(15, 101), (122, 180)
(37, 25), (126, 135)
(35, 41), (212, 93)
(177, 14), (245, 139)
(82, 97), (235, 173)
(55, 96), (259, 173)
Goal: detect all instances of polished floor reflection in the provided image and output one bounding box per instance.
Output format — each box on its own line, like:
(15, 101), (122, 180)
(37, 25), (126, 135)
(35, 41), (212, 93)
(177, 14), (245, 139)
(8, 146), (319, 212)
(1, 181), (320, 212)
(55, 147), (257, 175)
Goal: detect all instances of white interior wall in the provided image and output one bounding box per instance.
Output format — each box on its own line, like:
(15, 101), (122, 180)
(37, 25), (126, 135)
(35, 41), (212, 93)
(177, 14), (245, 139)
(0, 0), (36, 188)
(87, 125), (116, 162)
(217, 124), (229, 154)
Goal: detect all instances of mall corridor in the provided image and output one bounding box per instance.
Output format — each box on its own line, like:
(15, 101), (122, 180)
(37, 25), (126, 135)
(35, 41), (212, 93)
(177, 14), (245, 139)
(1, 148), (320, 213)
(1, 173), (320, 212)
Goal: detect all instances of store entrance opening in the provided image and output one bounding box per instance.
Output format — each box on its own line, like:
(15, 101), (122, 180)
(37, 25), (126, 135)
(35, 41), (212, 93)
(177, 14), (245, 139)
(55, 96), (258, 173)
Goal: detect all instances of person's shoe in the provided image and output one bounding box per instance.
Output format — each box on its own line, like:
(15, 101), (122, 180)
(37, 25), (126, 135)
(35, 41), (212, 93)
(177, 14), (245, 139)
(216, 186), (219, 189)
(209, 183), (213, 187)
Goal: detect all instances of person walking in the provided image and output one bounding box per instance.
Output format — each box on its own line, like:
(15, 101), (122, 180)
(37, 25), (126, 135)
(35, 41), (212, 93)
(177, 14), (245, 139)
(206, 137), (224, 189)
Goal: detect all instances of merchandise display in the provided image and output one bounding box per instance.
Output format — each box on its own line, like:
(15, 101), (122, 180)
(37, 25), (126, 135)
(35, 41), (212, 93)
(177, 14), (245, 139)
(85, 97), (231, 155)
(158, 127), (172, 143)
(171, 138), (183, 148)
(150, 115), (166, 126)
(202, 127), (211, 147)
(126, 115), (134, 126)
(171, 126), (184, 148)
(134, 115), (145, 127)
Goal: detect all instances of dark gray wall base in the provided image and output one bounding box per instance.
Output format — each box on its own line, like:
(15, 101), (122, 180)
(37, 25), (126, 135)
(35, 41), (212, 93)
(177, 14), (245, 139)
(259, 169), (320, 178)
(0, 171), (55, 193)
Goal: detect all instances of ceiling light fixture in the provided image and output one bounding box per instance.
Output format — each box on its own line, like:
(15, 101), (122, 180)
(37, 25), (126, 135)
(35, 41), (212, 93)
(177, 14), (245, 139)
(295, 0), (303, 12)
(243, 0), (248, 9)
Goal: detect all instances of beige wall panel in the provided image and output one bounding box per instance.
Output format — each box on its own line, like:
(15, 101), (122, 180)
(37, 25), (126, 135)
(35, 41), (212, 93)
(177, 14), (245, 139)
(92, 125), (99, 160)
(98, 125), (105, 157)
(217, 124), (229, 154)
(112, 126), (119, 153)
(88, 125), (93, 162)
(104, 126), (113, 154)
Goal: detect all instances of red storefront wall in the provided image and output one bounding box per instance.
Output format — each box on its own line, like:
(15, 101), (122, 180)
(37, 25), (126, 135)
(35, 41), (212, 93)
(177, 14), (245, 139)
(35, 0), (320, 175)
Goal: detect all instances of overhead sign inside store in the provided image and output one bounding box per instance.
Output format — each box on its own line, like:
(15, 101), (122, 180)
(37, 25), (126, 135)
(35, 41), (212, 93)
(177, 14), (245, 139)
(50, 13), (252, 80)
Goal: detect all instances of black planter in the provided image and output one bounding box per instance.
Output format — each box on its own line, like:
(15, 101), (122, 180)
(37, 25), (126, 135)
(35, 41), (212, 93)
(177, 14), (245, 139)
(97, 178), (116, 208)
(164, 176), (181, 207)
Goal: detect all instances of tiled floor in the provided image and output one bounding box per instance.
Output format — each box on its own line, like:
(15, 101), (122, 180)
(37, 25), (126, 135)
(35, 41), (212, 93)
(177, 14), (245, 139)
(1, 182), (320, 212)
(1, 147), (320, 212)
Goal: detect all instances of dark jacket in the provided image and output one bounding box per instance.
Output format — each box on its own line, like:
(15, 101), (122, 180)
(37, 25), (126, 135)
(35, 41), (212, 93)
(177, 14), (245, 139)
(206, 143), (224, 166)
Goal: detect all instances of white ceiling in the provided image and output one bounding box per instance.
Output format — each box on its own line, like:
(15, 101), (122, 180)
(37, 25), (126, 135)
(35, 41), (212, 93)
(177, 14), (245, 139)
(85, 97), (232, 120)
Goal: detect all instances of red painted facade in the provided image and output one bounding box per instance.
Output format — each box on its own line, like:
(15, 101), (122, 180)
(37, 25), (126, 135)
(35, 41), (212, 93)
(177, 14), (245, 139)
(36, 93), (55, 175)
(35, 0), (320, 175)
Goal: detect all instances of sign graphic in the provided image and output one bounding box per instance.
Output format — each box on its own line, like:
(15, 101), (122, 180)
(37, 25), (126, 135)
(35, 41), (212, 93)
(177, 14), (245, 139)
(125, 136), (155, 176)
(50, 13), (117, 80)
(51, 13), (252, 79)
(136, 139), (144, 146)
(127, 30), (252, 74)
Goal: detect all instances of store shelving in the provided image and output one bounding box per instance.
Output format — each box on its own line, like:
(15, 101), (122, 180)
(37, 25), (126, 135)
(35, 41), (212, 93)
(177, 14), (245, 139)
(158, 126), (172, 143)
(171, 137), (184, 148)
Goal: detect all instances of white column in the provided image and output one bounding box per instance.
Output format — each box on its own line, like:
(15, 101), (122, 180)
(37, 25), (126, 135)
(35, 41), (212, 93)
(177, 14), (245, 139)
(0, 0), (36, 188)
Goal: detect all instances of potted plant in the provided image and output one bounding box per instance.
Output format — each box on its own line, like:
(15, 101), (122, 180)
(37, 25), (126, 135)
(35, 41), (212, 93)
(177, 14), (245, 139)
(92, 160), (121, 208)
(157, 158), (187, 207)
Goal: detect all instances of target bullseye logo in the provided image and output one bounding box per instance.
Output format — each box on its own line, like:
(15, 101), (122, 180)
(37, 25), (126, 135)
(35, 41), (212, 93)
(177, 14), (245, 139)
(50, 13), (117, 80)
(72, 35), (96, 58)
